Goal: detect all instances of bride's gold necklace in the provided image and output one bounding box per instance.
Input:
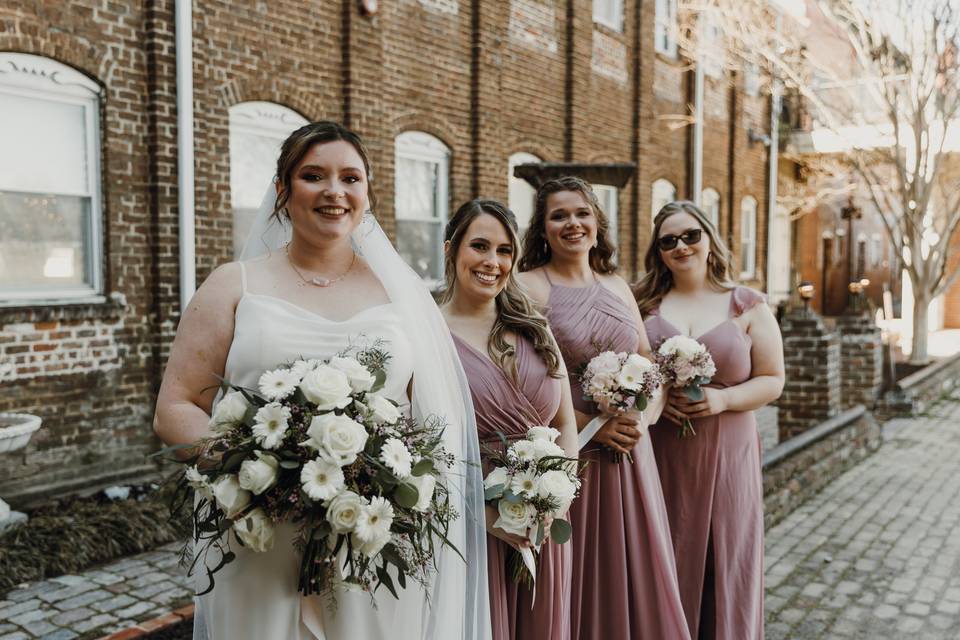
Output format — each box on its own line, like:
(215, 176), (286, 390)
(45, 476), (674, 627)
(285, 245), (356, 288)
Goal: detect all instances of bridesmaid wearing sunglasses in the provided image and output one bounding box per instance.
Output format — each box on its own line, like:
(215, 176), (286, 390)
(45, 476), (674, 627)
(635, 200), (785, 640)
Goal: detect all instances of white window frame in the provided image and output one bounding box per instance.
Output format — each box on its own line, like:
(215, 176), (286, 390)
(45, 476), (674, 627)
(593, 184), (619, 252)
(744, 62), (761, 97)
(507, 152), (541, 238)
(701, 188), (721, 230)
(394, 131), (450, 287)
(700, 11), (726, 79)
(651, 178), (677, 223)
(229, 101), (309, 258)
(655, 0), (679, 58)
(593, 0), (625, 32)
(740, 196), (758, 279)
(0, 53), (104, 305)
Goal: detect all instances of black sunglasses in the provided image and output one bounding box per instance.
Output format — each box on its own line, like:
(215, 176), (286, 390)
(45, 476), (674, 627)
(657, 228), (703, 251)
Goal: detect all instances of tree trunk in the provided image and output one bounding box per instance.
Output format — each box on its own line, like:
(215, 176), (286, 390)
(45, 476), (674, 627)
(910, 290), (931, 364)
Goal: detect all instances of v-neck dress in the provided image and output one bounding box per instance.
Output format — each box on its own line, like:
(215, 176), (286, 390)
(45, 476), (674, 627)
(543, 277), (690, 640)
(644, 286), (766, 640)
(454, 334), (570, 640)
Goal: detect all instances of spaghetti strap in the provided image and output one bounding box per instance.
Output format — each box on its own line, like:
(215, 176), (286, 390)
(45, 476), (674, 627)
(238, 261), (247, 294)
(542, 268), (554, 286)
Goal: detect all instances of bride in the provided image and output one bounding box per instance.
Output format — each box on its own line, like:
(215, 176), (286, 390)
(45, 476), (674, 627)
(153, 121), (491, 640)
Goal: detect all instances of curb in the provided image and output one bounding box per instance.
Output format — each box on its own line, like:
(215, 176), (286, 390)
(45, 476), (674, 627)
(96, 604), (194, 640)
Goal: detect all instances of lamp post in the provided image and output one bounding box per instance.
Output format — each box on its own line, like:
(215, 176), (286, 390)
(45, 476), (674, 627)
(798, 281), (815, 316)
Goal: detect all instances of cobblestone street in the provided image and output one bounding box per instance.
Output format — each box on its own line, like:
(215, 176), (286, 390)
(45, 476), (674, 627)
(765, 396), (960, 639)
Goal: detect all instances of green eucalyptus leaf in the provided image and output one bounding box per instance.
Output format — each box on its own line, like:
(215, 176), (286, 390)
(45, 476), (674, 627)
(550, 518), (572, 544)
(394, 483), (420, 509)
(411, 458), (434, 477)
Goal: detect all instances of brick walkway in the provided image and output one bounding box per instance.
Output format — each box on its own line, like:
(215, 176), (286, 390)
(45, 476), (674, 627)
(0, 545), (191, 640)
(765, 396), (960, 639)
(3, 398), (958, 639)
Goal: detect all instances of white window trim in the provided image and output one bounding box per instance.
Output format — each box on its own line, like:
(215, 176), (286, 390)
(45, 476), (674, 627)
(593, 184), (619, 250)
(0, 53), (104, 305)
(702, 187), (721, 229)
(651, 178), (677, 223)
(508, 151), (541, 235)
(655, 0), (679, 58)
(740, 196), (758, 279)
(593, 0), (625, 32)
(395, 131), (450, 286)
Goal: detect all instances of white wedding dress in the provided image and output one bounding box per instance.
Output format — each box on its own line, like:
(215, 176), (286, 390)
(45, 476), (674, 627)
(194, 262), (425, 640)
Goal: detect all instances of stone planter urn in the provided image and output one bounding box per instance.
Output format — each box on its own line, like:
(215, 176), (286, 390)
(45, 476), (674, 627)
(0, 413), (42, 532)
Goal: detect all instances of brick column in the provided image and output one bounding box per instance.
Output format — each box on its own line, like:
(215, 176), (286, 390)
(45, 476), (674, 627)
(777, 309), (841, 440)
(837, 312), (883, 409)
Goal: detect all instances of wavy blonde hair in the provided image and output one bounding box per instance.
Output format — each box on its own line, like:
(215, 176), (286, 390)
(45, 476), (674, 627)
(634, 200), (735, 315)
(442, 199), (562, 379)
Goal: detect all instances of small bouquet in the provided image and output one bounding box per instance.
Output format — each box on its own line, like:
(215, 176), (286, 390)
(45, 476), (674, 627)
(654, 335), (717, 439)
(579, 351), (663, 462)
(482, 427), (580, 587)
(162, 342), (457, 602)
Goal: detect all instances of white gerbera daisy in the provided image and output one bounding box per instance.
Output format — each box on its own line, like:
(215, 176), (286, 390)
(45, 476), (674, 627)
(510, 469), (540, 497)
(300, 458), (345, 501)
(290, 358), (322, 379)
(354, 496), (394, 544)
(251, 403), (292, 449)
(258, 368), (301, 401)
(379, 437), (413, 478)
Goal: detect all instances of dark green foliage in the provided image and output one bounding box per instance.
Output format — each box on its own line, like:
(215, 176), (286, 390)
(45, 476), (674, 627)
(0, 488), (190, 594)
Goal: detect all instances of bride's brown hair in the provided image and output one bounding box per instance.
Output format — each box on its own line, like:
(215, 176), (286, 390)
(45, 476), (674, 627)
(272, 121), (377, 221)
(441, 199), (562, 379)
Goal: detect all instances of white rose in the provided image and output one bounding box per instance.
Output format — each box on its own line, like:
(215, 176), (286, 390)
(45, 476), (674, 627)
(408, 473), (437, 512)
(300, 365), (353, 411)
(527, 426), (560, 443)
(366, 393), (402, 425)
(508, 440), (536, 463)
(305, 413), (369, 466)
(617, 354), (655, 391)
(233, 508), (275, 553)
(329, 356), (376, 393)
(588, 351), (623, 375)
(326, 490), (365, 533)
(238, 452), (279, 495)
(494, 500), (536, 537)
(211, 474), (252, 518)
(659, 335), (703, 360)
(208, 391), (249, 432)
(537, 470), (577, 506)
(532, 439), (565, 460)
(353, 530), (392, 557)
(483, 466), (510, 489)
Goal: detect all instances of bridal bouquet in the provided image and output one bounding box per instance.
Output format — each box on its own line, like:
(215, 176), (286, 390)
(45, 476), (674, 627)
(163, 343), (457, 601)
(654, 335), (717, 439)
(482, 427), (580, 586)
(579, 351), (663, 462)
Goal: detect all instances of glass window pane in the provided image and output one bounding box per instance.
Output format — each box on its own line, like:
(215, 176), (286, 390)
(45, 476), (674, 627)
(0, 191), (91, 291)
(396, 158), (439, 221)
(396, 220), (442, 281)
(508, 153), (540, 236)
(0, 93), (88, 194)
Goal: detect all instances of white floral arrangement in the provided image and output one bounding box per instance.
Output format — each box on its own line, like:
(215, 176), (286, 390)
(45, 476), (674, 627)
(482, 427), (580, 585)
(654, 335), (717, 439)
(161, 343), (456, 601)
(578, 351), (663, 461)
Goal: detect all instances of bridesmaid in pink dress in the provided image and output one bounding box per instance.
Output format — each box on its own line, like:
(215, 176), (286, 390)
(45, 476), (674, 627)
(517, 177), (690, 640)
(441, 198), (579, 640)
(636, 200), (785, 640)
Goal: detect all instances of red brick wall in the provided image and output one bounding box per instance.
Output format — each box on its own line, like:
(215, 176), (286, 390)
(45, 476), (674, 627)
(0, 0), (776, 503)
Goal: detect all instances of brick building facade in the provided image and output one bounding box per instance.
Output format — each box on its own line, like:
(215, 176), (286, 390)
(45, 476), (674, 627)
(0, 0), (776, 503)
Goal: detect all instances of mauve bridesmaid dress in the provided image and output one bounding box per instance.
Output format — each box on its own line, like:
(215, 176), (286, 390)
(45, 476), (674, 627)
(453, 334), (572, 640)
(543, 275), (690, 640)
(644, 286), (766, 640)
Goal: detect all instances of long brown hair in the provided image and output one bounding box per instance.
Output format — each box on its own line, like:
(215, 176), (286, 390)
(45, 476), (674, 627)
(634, 200), (735, 315)
(442, 199), (562, 378)
(517, 176), (618, 274)
(272, 121), (377, 221)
